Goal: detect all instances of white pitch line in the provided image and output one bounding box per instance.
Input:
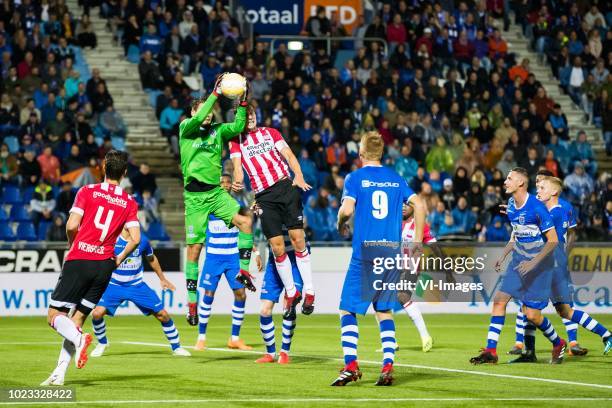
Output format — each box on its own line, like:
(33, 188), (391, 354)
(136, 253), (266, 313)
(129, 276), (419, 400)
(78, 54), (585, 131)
(120, 341), (612, 390)
(1, 398), (611, 406)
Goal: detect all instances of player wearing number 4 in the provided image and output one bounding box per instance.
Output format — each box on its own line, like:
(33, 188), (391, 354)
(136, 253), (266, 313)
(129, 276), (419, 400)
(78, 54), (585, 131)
(42, 150), (140, 386)
(89, 228), (190, 357)
(333, 132), (427, 386)
(230, 106), (315, 320)
(180, 73), (255, 326)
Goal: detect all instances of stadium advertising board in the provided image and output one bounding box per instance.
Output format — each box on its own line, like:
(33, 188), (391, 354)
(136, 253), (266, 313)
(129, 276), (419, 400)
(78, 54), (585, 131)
(0, 245), (610, 316)
(236, 0), (362, 35)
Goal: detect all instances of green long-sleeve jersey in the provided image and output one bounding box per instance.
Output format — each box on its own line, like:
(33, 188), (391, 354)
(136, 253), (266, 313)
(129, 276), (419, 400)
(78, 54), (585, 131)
(179, 94), (247, 187)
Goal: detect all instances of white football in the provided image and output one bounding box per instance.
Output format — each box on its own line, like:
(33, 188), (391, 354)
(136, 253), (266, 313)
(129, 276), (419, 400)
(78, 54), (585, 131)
(220, 73), (247, 99)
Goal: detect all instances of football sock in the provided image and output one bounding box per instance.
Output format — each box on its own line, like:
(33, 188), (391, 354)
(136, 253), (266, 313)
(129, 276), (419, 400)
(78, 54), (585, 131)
(379, 318), (396, 366)
(524, 320), (537, 351)
(570, 310), (611, 338)
(281, 317), (296, 353)
(537, 317), (561, 346)
(231, 299), (246, 341)
(260, 315), (276, 356)
(51, 314), (82, 346)
(198, 294), (214, 338)
(341, 313), (358, 365)
(515, 309), (525, 345)
(274, 253), (296, 297)
(161, 319), (180, 351)
(238, 231), (253, 275)
(92, 318), (108, 345)
(55, 339), (75, 376)
(563, 317), (578, 343)
(186, 261), (199, 304)
(403, 301), (430, 340)
(486, 315), (505, 350)
(295, 248), (314, 294)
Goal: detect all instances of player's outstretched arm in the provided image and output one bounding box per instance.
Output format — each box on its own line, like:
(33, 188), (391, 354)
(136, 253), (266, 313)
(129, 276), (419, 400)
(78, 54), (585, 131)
(147, 254), (176, 291)
(179, 74), (225, 139)
(217, 102), (248, 141)
(115, 225), (141, 266)
(65, 212), (83, 248)
(280, 146), (311, 191)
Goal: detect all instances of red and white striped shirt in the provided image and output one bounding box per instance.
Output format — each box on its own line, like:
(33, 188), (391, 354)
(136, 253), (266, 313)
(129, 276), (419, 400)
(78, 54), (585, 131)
(402, 219), (437, 243)
(66, 182), (139, 261)
(229, 127), (291, 194)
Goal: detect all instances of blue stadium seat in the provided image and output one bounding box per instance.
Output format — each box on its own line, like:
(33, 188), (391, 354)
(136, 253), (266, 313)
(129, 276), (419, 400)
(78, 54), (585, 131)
(4, 136), (19, 154)
(16, 222), (37, 241)
(38, 220), (51, 240)
(9, 205), (30, 222)
(146, 222), (170, 241)
(2, 186), (22, 204)
(0, 223), (16, 241)
(127, 45), (140, 64)
(0, 207), (8, 222)
(22, 186), (35, 203)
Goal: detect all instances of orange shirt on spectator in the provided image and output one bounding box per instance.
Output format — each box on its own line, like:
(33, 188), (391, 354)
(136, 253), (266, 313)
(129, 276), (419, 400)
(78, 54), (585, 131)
(508, 65), (529, 82)
(488, 38), (507, 59)
(37, 153), (61, 183)
(326, 143), (346, 167)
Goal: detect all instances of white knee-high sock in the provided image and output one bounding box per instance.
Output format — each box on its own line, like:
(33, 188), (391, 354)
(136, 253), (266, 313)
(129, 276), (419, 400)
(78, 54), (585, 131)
(274, 253), (296, 296)
(295, 249), (314, 294)
(54, 339), (75, 376)
(51, 315), (82, 346)
(403, 301), (430, 339)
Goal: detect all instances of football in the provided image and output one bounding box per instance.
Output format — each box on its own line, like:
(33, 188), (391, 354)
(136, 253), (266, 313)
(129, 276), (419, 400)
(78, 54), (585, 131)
(219, 73), (247, 99)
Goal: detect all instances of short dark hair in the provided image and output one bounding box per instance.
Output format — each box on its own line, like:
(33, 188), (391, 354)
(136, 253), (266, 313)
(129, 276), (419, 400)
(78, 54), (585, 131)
(104, 149), (128, 181)
(190, 97), (206, 111)
(511, 167), (529, 179)
(537, 169), (554, 177)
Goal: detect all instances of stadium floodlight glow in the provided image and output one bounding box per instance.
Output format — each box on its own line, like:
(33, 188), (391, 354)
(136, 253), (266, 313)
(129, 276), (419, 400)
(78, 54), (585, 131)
(288, 41), (303, 51)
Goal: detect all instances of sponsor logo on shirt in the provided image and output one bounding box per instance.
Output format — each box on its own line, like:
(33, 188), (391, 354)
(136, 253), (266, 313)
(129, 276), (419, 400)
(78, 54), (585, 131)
(93, 191), (127, 208)
(245, 140), (274, 158)
(361, 180), (400, 188)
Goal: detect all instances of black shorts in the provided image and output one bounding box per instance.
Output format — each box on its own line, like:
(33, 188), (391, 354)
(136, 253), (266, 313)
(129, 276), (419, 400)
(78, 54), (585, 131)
(50, 259), (116, 315)
(255, 178), (304, 239)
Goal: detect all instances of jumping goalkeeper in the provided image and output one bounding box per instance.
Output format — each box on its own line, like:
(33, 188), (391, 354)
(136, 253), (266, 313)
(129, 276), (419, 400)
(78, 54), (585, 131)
(180, 73), (254, 325)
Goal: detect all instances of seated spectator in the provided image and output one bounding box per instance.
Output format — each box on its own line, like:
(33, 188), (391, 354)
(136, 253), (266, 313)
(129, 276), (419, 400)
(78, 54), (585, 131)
(20, 99), (41, 125)
(325, 141), (346, 169)
(45, 110), (69, 137)
(55, 181), (76, 217)
(569, 131), (597, 175)
(91, 83), (114, 113)
(37, 146), (61, 184)
(159, 98), (183, 138)
(76, 14), (97, 49)
(564, 162), (595, 204)
(123, 15), (142, 55)
(452, 196), (476, 234)
(139, 50), (163, 90)
(566, 56), (587, 106)
(508, 58), (530, 83)
(30, 179), (56, 227)
(0, 143), (18, 185)
(548, 104), (569, 140)
(439, 211), (462, 236)
(298, 150), (318, 189)
(428, 201), (446, 235)
(394, 145), (418, 183)
(64, 70), (82, 99)
(62, 144), (87, 174)
(488, 29), (508, 60)
(485, 216), (510, 242)
(99, 106), (127, 138)
(131, 162), (159, 199)
(19, 148), (41, 186)
(139, 23), (163, 58)
(46, 213), (67, 242)
(425, 137), (454, 173)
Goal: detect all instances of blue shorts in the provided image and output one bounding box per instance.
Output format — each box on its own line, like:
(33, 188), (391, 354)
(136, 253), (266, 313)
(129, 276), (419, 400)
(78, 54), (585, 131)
(260, 252), (303, 303)
(500, 254), (553, 310)
(199, 256), (243, 292)
(339, 258), (400, 315)
(98, 281), (163, 317)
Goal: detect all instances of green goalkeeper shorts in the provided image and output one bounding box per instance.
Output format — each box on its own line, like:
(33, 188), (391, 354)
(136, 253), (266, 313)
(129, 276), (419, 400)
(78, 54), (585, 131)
(183, 187), (241, 245)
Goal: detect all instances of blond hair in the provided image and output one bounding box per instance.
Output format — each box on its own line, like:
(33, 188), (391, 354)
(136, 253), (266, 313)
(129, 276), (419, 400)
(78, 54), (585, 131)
(360, 131), (385, 161)
(541, 176), (563, 194)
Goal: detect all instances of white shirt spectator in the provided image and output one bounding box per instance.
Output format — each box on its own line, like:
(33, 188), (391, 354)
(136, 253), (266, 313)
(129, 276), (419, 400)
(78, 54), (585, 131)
(569, 67), (584, 87)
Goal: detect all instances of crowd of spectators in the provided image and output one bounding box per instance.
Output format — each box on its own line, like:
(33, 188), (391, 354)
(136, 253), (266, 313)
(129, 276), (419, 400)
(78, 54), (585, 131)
(116, 0), (610, 242)
(0, 0), (168, 241)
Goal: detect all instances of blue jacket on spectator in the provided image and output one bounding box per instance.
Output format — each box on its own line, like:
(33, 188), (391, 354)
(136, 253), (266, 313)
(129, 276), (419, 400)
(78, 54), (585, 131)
(485, 216), (510, 242)
(299, 155), (318, 189)
(34, 89), (49, 109)
(547, 139), (570, 173)
(428, 209), (445, 235)
(159, 106), (183, 130)
(297, 92), (316, 113)
(200, 62), (222, 91)
(140, 34), (163, 56)
(394, 156), (418, 182)
(451, 207), (476, 233)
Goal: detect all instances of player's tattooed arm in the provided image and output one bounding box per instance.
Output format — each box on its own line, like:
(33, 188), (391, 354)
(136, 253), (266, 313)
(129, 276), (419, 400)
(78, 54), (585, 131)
(65, 212), (83, 248)
(116, 225), (141, 266)
(147, 254), (176, 291)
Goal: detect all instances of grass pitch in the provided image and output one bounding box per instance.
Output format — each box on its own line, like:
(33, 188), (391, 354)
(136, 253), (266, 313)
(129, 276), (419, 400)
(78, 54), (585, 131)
(0, 314), (611, 407)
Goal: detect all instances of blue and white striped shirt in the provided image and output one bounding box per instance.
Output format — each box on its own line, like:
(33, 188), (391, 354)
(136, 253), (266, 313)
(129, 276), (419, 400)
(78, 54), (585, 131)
(205, 214), (239, 260)
(110, 235), (154, 286)
(507, 194), (554, 260)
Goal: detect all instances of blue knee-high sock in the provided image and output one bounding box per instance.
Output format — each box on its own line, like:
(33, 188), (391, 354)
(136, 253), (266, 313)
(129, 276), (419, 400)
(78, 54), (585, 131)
(161, 319), (181, 350)
(92, 318), (107, 345)
(260, 315), (276, 356)
(571, 310), (611, 339)
(537, 317), (561, 346)
(231, 300), (246, 340)
(515, 310), (525, 344)
(341, 313), (358, 365)
(379, 319), (396, 366)
(198, 294), (214, 337)
(563, 318), (578, 343)
(281, 318), (296, 353)
(486, 315), (505, 350)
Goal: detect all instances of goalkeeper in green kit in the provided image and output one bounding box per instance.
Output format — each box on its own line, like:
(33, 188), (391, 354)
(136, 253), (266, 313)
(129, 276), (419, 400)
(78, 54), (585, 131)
(180, 73), (255, 325)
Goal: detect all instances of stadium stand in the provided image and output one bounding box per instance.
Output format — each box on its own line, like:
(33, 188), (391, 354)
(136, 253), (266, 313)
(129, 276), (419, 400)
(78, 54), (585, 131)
(90, 0), (612, 243)
(0, 0), (172, 242)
